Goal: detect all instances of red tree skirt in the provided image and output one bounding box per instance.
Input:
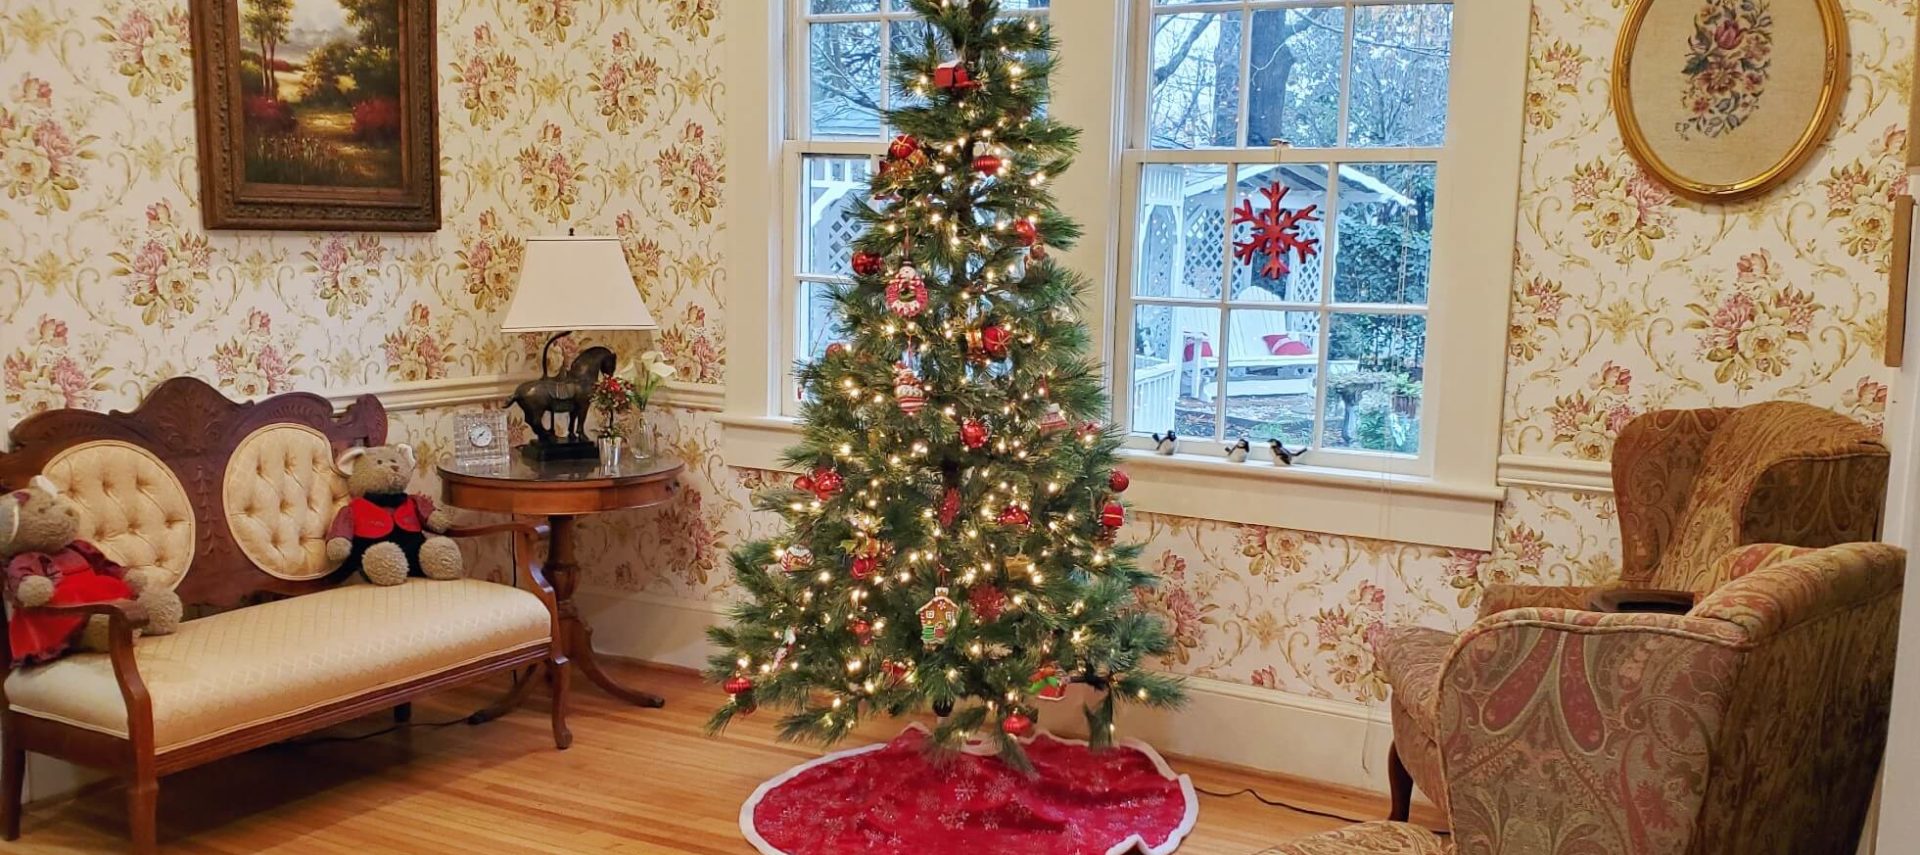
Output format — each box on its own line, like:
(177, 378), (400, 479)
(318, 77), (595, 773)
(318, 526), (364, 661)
(741, 723), (1198, 855)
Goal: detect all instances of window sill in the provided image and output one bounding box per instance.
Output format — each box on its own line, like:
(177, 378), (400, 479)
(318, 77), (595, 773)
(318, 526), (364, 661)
(717, 413), (1503, 551)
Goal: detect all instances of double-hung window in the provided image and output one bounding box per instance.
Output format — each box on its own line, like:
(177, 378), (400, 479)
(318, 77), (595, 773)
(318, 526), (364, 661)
(780, 1), (1051, 414)
(1116, 0), (1453, 472)
(726, 0), (1526, 549)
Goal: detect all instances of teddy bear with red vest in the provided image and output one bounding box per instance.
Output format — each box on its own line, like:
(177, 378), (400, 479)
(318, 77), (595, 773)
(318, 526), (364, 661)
(325, 445), (464, 586)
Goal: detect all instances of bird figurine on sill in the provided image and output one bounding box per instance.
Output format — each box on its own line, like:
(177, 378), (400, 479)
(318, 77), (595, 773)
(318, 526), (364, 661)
(1269, 439), (1306, 466)
(1224, 438), (1251, 462)
(1152, 430), (1178, 455)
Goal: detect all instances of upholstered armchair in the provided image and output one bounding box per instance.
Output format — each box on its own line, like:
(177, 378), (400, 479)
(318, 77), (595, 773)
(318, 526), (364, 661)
(1271, 542), (1904, 855)
(1379, 402), (1886, 821)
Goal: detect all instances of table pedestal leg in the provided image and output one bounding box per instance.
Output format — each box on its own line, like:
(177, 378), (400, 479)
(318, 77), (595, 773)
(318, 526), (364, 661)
(546, 514), (665, 708)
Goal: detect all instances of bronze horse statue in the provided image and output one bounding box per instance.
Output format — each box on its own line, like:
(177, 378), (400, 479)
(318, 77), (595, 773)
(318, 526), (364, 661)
(506, 343), (617, 445)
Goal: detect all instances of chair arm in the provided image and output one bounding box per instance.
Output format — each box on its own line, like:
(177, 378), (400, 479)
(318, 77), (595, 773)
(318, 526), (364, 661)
(1435, 607), (1744, 853)
(2, 599), (156, 746)
(1473, 583), (1610, 619)
(441, 521), (559, 615)
(1691, 542), (1904, 642)
(25, 598), (152, 630)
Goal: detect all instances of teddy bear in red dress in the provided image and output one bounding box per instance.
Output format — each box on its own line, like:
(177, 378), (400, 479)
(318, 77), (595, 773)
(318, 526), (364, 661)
(3, 477), (183, 667)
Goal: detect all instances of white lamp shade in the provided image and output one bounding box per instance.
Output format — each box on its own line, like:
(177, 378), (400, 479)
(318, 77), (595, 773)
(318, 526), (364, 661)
(500, 235), (657, 332)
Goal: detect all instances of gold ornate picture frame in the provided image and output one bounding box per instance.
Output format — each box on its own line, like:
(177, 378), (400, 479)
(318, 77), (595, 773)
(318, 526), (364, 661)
(1612, 0), (1847, 201)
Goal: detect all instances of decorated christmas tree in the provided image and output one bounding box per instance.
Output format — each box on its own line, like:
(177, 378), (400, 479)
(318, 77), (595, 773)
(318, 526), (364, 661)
(708, 0), (1183, 767)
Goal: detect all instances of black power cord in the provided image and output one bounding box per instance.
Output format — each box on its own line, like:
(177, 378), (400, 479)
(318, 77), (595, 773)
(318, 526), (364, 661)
(1192, 785), (1370, 823)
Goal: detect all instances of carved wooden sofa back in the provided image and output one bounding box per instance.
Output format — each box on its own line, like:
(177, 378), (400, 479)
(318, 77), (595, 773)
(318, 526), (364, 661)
(0, 376), (385, 610)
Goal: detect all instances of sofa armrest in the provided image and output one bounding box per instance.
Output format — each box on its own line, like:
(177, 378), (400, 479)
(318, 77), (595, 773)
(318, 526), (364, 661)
(2, 598), (156, 748)
(1435, 607), (1744, 853)
(442, 522), (559, 623)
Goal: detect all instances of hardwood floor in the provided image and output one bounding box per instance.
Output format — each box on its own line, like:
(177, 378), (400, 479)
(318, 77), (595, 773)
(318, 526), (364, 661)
(10, 662), (1442, 854)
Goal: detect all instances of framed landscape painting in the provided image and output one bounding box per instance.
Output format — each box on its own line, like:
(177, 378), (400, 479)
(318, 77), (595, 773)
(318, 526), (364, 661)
(1613, 0), (1846, 201)
(189, 0), (439, 230)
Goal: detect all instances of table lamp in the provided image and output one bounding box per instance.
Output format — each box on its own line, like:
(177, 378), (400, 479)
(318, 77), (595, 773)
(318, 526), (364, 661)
(500, 233), (657, 462)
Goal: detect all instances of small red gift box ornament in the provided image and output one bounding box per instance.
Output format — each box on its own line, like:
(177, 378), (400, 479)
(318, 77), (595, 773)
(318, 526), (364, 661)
(1002, 711), (1033, 736)
(851, 251), (884, 277)
(980, 324), (1011, 357)
(933, 60), (977, 90)
(960, 418), (989, 450)
(887, 134), (923, 163)
(1109, 470), (1130, 492)
(1100, 501), (1125, 528)
(998, 504), (1030, 527)
(971, 154), (1004, 176)
(724, 675), (754, 695)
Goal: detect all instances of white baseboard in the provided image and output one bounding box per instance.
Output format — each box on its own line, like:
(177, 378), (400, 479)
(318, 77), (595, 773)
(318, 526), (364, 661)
(576, 587), (1408, 795)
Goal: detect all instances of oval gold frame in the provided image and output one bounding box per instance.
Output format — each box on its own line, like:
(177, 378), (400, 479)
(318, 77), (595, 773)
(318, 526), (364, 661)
(1612, 0), (1848, 202)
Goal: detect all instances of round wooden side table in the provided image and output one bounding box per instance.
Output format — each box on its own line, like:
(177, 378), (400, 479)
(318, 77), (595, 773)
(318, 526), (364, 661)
(439, 453), (685, 708)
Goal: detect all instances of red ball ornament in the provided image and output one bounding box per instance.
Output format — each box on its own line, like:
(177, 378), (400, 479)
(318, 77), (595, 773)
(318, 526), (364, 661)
(1002, 712), (1033, 737)
(1012, 219), (1039, 246)
(887, 134), (920, 162)
(980, 324), (1011, 358)
(811, 469), (844, 500)
(961, 418), (989, 450)
(939, 487), (961, 527)
(851, 554), (878, 580)
(1109, 470), (1130, 493)
(824, 342), (847, 358)
(724, 675), (753, 695)
(1100, 501), (1125, 528)
(971, 154), (1004, 175)
(851, 251), (885, 277)
(851, 619), (873, 644)
(998, 505), (1030, 527)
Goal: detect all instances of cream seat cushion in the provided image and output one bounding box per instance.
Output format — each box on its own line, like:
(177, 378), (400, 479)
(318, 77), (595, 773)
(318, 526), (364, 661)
(5, 580), (550, 753)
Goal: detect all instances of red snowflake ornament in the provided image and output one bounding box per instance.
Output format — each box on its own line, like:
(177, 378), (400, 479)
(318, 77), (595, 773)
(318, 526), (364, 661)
(1231, 181), (1321, 279)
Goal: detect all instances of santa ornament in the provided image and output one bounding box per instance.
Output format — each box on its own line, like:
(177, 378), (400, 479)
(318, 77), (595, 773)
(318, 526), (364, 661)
(1028, 664), (1068, 701)
(886, 265), (929, 318)
(779, 544), (814, 572)
(894, 364), (928, 414)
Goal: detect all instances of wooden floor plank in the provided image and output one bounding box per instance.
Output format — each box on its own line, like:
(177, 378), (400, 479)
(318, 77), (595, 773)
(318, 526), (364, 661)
(9, 662), (1441, 853)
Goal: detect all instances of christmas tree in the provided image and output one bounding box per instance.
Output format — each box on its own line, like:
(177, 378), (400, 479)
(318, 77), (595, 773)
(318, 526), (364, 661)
(708, 0), (1183, 768)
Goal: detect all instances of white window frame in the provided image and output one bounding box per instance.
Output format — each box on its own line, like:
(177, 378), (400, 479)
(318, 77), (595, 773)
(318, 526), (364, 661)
(719, 0), (1528, 550)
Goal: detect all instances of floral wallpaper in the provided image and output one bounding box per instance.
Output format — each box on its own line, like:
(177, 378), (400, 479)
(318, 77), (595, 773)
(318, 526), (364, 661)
(2, 0), (1912, 714)
(0, 0), (725, 428)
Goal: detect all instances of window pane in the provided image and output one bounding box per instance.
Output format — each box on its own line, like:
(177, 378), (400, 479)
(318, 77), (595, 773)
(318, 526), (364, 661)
(799, 281), (850, 364)
(1222, 308), (1320, 448)
(1347, 4), (1452, 147)
(812, 0), (880, 13)
(1131, 304), (1221, 441)
(1148, 12), (1242, 149)
(997, 0), (1051, 8)
(1135, 163), (1230, 299)
(810, 22), (883, 138)
(1321, 313), (1425, 453)
(1332, 162), (1434, 305)
(888, 20), (937, 115)
(802, 156), (876, 276)
(1228, 164), (1328, 303)
(1246, 7), (1342, 148)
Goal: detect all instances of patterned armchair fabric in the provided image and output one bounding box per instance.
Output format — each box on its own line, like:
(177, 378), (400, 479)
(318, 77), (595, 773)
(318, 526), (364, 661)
(1278, 543), (1904, 855)
(1377, 403), (1886, 818)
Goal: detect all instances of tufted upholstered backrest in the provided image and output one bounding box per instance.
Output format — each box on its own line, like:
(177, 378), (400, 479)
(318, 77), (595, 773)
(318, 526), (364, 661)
(0, 377), (386, 608)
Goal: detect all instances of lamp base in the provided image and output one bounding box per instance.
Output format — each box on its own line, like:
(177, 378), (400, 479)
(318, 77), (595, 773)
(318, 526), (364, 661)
(518, 440), (600, 463)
